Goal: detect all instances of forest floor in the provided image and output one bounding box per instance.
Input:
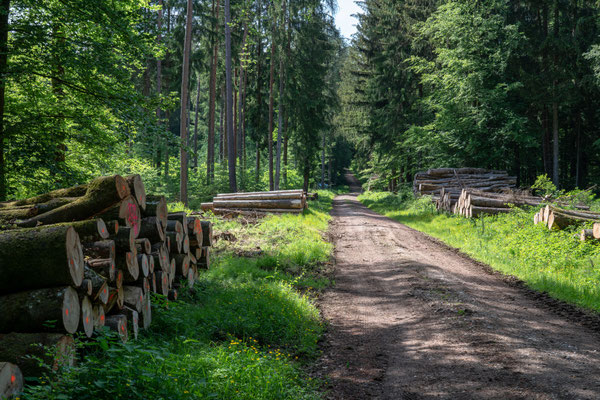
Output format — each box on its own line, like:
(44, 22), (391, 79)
(318, 172), (600, 400)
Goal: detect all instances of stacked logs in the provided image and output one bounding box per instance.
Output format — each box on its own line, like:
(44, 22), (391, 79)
(534, 205), (600, 240)
(201, 189), (308, 216)
(414, 168), (517, 197)
(451, 189), (543, 218)
(0, 174), (213, 395)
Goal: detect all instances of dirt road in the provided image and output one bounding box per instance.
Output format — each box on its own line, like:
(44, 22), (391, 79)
(319, 173), (600, 399)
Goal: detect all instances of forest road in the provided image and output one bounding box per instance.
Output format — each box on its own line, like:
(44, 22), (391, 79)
(318, 172), (600, 400)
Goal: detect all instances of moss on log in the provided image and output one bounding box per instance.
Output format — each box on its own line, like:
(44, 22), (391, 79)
(0, 225), (84, 294)
(0, 184), (87, 208)
(0, 333), (75, 378)
(138, 217), (165, 243)
(15, 175), (129, 228)
(0, 287), (80, 333)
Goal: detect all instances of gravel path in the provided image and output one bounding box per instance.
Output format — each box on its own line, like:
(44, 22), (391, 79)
(318, 173), (600, 400)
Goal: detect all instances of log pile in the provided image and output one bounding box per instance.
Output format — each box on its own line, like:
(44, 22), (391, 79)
(0, 174), (213, 393)
(450, 189), (543, 218)
(534, 205), (600, 238)
(414, 168), (517, 198)
(201, 189), (309, 216)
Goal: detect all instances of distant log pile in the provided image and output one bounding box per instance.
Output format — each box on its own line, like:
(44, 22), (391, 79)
(450, 189), (543, 218)
(0, 174), (213, 395)
(201, 190), (311, 216)
(414, 168), (529, 217)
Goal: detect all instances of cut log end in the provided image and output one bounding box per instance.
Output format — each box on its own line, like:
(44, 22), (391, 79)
(66, 226), (85, 287)
(81, 296), (94, 338)
(0, 362), (23, 399)
(62, 287), (81, 334)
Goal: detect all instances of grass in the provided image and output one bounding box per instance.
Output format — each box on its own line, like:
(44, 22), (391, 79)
(358, 190), (600, 312)
(21, 190), (339, 400)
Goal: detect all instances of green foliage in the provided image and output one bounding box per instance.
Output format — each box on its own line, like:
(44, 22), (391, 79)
(359, 191), (600, 311)
(531, 174), (558, 197)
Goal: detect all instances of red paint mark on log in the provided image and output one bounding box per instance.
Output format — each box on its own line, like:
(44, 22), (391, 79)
(86, 317), (89, 324)
(100, 315), (105, 322)
(11, 374), (15, 383)
(65, 308), (69, 316)
(121, 324), (125, 332)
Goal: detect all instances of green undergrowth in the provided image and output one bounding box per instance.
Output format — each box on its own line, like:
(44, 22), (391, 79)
(359, 190), (600, 312)
(20, 190), (339, 400)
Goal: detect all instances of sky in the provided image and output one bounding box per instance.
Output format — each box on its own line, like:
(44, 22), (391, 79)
(334, 0), (362, 40)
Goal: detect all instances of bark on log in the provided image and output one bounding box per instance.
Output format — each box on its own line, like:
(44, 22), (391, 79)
(143, 195), (167, 231)
(468, 206), (513, 217)
(198, 246), (210, 269)
(140, 294), (151, 329)
(166, 231), (182, 254)
(136, 238), (151, 255)
(138, 217), (165, 243)
(200, 202), (214, 211)
(201, 221), (212, 247)
(166, 220), (184, 235)
(87, 258), (115, 282)
(0, 362), (23, 399)
(0, 183), (87, 208)
(155, 271), (169, 295)
(105, 315), (128, 343)
(547, 211), (581, 230)
(116, 252), (139, 282)
(0, 287), (80, 333)
(0, 333), (75, 378)
(95, 196), (141, 238)
(213, 199), (303, 209)
(126, 174), (146, 211)
(122, 307), (139, 340)
(213, 192), (304, 201)
(110, 227), (136, 253)
(84, 240), (115, 261)
(168, 212), (188, 235)
(212, 208), (303, 216)
(0, 225), (84, 294)
(15, 175), (130, 227)
(216, 189), (303, 197)
(174, 254), (190, 277)
(123, 286), (144, 313)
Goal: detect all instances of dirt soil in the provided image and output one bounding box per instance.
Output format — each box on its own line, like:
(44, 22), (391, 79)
(318, 173), (600, 400)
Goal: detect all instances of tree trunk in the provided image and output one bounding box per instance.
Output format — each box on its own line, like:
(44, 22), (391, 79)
(225, 0), (236, 192)
(179, 0), (193, 205)
(255, 0), (263, 185)
(0, 286), (80, 334)
(193, 76), (201, 170)
(0, 0), (10, 200)
(156, 0), (163, 170)
(207, 0), (220, 183)
(321, 130), (326, 188)
(268, 17), (276, 191)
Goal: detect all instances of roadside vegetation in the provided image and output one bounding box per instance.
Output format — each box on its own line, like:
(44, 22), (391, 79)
(21, 190), (337, 400)
(358, 187), (600, 312)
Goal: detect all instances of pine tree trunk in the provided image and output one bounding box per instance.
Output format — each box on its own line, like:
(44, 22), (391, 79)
(268, 18), (276, 191)
(225, 0), (236, 192)
(192, 77), (200, 170)
(207, 0), (220, 183)
(0, 0), (9, 201)
(179, 0), (193, 205)
(155, 0), (163, 170)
